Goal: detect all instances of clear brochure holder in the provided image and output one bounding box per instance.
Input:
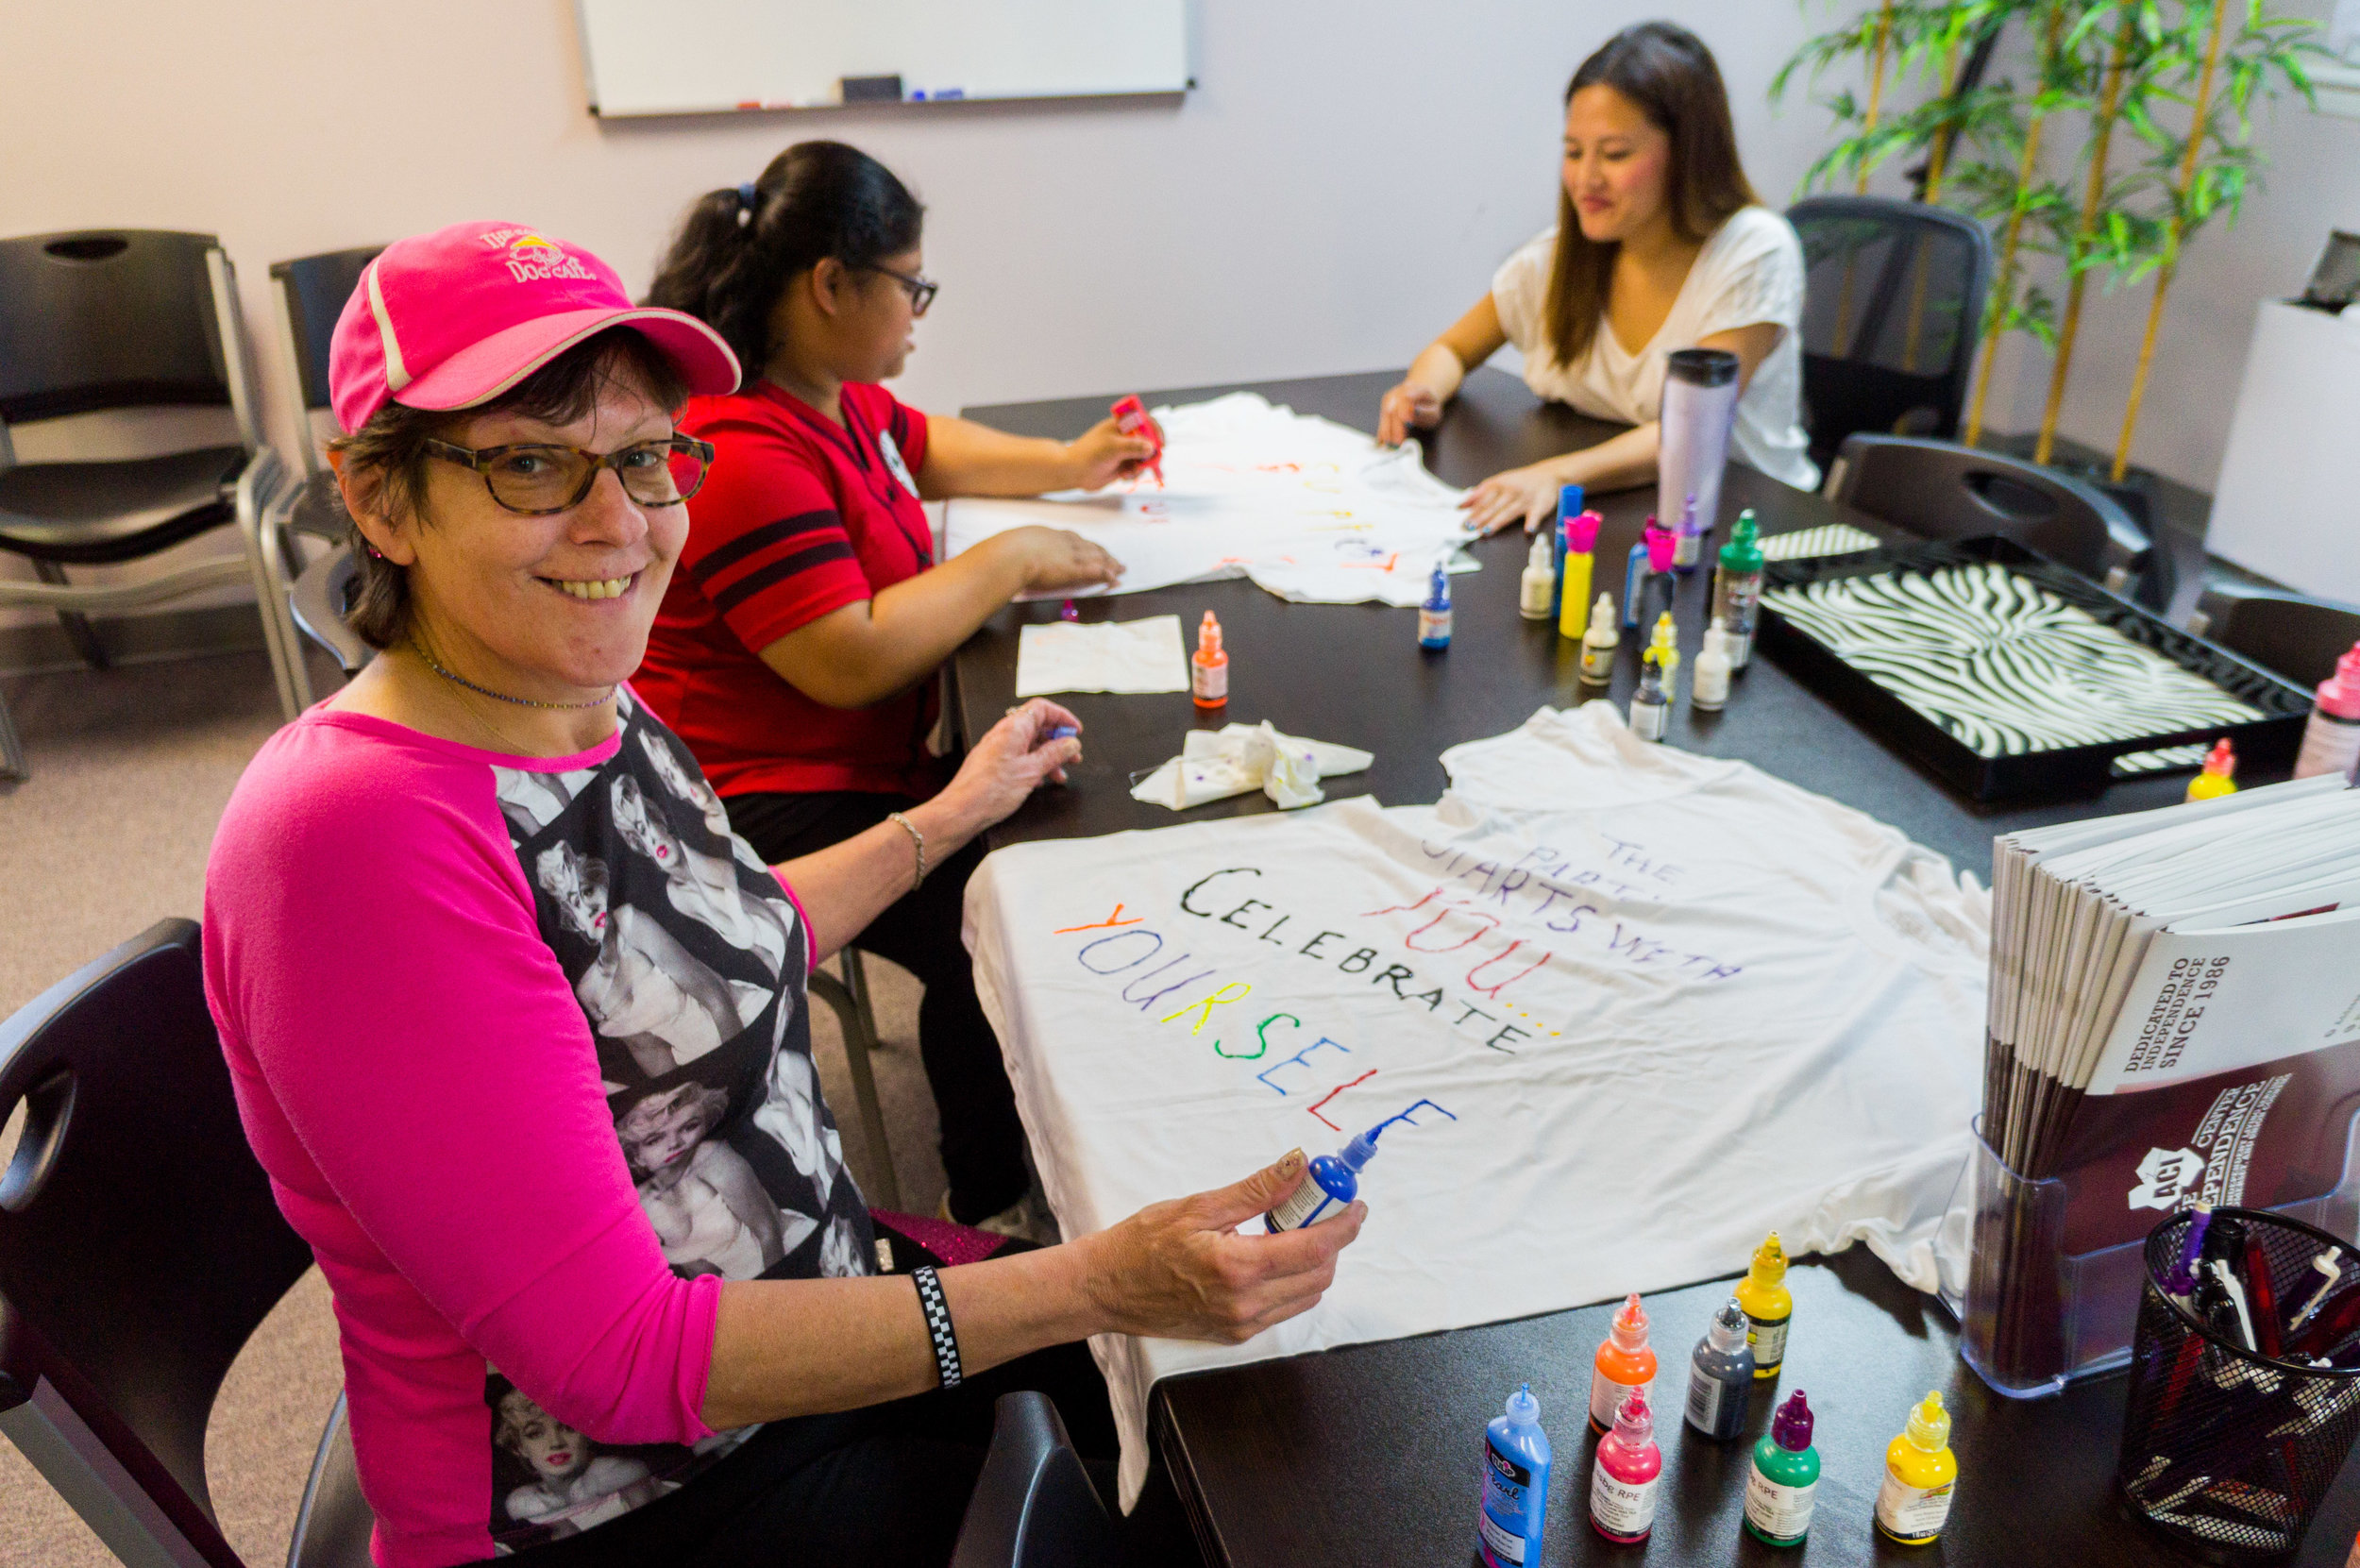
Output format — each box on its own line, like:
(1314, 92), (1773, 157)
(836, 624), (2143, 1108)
(1942, 1115), (2360, 1399)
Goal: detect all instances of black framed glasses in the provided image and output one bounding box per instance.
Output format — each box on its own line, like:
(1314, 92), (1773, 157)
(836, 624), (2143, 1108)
(868, 264), (939, 317)
(423, 436), (715, 516)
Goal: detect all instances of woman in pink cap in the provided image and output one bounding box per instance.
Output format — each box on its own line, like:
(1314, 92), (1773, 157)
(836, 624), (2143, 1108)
(203, 221), (1361, 1568)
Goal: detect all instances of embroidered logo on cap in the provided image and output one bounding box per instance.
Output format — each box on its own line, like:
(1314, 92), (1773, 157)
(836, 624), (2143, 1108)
(480, 227), (595, 285)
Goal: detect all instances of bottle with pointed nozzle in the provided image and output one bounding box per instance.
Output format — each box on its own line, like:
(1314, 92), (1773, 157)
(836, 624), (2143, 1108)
(1477, 1383), (1551, 1568)
(1685, 1297), (1756, 1439)
(1589, 1291), (1658, 1433)
(1735, 1231), (1793, 1377)
(1745, 1390), (1821, 1546)
(1875, 1391), (1958, 1544)
(1590, 1387), (1663, 1543)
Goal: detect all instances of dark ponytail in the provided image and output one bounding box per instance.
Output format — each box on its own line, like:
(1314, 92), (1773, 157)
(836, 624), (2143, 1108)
(646, 141), (924, 390)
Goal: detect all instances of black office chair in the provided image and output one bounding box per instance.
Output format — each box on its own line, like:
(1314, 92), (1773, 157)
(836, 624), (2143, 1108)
(261, 245), (383, 710)
(0, 230), (293, 780)
(1824, 432), (2153, 590)
(2185, 584), (2360, 687)
(0, 919), (371, 1568)
(1788, 196), (1994, 473)
(287, 541), (373, 682)
(950, 1391), (1122, 1568)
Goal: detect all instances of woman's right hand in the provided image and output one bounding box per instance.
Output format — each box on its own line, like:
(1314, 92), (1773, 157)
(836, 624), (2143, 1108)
(1006, 526), (1124, 596)
(1377, 380), (1444, 447)
(1076, 1151), (1365, 1344)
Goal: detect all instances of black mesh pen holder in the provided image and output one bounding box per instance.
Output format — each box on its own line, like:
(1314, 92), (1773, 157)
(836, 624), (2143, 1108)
(2117, 1207), (2360, 1563)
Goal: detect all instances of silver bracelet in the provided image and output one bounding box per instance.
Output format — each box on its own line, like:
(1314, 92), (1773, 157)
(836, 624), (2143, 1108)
(886, 810), (927, 885)
(912, 1265), (962, 1388)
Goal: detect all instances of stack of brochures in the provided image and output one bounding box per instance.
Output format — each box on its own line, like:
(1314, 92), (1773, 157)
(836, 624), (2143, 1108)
(1972, 774), (2360, 1378)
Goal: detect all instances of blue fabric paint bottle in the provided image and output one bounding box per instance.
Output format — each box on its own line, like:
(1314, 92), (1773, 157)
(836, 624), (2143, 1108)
(1263, 1124), (1382, 1231)
(1419, 563), (1453, 650)
(1551, 482), (1585, 618)
(1478, 1383), (1552, 1568)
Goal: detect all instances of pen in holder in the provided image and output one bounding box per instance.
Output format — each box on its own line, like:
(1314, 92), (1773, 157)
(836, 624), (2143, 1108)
(2118, 1207), (2360, 1563)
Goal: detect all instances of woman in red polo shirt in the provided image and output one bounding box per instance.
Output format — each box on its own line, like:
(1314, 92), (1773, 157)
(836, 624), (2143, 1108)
(638, 141), (1152, 1233)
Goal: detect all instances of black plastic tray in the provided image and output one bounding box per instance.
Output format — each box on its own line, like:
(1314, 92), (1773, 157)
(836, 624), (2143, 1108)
(1756, 536), (2312, 802)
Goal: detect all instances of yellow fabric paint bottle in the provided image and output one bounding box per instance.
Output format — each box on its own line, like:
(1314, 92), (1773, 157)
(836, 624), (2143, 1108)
(1734, 1233), (1792, 1378)
(1559, 509), (1602, 641)
(1874, 1391), (1958, 1545)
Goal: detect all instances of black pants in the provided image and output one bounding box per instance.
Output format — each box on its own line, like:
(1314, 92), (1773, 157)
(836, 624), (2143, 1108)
(727, 789), (1031, 1221)
(492, 1340), (1148, 1567)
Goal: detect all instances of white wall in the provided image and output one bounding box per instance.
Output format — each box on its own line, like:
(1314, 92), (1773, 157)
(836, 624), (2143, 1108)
(0, 0), (1838, 631)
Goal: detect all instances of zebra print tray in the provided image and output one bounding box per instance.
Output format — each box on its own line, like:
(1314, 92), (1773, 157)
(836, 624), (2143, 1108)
(1756, 536), (2312, 802)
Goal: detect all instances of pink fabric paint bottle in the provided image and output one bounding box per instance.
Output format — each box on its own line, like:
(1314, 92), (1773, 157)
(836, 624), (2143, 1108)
(2293, 642), (2360, 782)
(1589, 1386), (1663, 1543)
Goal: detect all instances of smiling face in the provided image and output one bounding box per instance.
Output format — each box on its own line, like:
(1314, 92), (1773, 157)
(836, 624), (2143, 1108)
(368, 364), (687, 704)
(1561, 84), (1675, 246)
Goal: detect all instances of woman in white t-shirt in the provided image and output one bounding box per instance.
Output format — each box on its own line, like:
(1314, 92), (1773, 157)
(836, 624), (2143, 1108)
(1379, 22), (1818, 534)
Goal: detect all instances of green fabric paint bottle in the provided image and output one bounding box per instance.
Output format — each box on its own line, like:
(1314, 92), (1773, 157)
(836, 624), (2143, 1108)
(1743, 1390), (1820, 1547)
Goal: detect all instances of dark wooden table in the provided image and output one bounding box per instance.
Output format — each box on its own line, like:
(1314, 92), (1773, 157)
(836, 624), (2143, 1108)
(952, 368), (2345, 1565)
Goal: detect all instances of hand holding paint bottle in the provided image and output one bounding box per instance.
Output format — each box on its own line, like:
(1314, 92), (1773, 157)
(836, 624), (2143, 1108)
(1264, 1123), (1386, 1232)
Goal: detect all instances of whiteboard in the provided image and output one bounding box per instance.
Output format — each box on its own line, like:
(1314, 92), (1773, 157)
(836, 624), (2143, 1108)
(576, 0), (1190, 118)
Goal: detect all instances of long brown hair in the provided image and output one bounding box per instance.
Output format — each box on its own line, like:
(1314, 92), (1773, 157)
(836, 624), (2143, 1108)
(1543, 22), (1758, 369)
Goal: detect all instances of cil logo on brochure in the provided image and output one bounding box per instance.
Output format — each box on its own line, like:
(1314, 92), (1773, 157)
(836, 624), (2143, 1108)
(480, 227), (595, 284)
(2124, 1071), (2293, 1212)
(2128, 1145), (2208, 1212)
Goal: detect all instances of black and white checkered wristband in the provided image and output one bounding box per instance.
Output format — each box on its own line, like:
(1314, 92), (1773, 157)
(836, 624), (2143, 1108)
(911, 1266), (962, 1389)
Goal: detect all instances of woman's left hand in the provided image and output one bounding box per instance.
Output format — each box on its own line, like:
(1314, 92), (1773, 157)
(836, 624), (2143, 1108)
(1458, 464), (1564, 538)
(934, 700), (1084, 840)
(1064, 417), (1161, 491)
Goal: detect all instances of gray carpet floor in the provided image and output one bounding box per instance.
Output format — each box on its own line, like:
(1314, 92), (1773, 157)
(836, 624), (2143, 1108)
(0, 647), (947, 1568)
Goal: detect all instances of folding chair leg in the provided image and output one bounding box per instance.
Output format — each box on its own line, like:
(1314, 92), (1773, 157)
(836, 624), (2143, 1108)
(0, 684), (25, 784)
(29, 563), (108, 670)
(808, 958), (902, 1211)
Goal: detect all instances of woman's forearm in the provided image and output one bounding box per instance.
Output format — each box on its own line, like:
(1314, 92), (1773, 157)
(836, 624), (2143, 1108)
(702, 1238), (1106, 1428)
(1405, 341), (1468, 404)
(918, 414), (1082, 498)
(1555, 419), (1661, 495)
(774, 790), (976, 960)
(755, 537), (1030, 709)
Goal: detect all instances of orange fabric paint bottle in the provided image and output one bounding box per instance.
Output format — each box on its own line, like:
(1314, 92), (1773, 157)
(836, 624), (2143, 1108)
(1588, 1293), (1658, 1433)
(1192, 611), (1228, 710)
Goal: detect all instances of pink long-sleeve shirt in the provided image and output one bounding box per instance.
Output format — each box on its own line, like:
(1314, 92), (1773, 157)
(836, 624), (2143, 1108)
(204, 690), (871, 1566)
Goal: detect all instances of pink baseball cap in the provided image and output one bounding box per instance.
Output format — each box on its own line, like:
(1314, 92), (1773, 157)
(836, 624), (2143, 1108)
(328, 221), (741, 433)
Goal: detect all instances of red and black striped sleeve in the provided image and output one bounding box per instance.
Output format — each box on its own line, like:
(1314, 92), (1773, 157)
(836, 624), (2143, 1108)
(676, 423), (871, 655)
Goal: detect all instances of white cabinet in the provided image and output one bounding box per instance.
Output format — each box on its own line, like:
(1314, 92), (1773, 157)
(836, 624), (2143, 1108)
(2208, 300), (2360, 602)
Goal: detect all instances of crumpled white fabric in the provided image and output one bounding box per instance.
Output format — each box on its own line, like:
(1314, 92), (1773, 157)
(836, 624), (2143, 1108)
(1129, 722), (1372, 812)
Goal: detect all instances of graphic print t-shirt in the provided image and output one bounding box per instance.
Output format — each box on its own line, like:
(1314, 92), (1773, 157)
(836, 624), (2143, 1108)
(203, 689), (872, 1566)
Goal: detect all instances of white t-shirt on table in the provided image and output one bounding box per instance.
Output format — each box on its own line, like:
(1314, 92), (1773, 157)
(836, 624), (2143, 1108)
(1490, 205), (1819, 492)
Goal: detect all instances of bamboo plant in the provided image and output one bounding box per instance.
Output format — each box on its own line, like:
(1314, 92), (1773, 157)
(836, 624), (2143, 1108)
(1779, 0), (2318, 477)
(2106, 1), (2319, 479)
